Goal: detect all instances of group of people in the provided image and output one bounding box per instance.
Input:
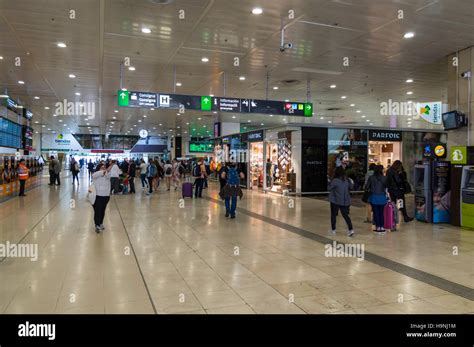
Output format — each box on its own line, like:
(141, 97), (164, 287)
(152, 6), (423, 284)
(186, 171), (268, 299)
(329, 160), (413, 236)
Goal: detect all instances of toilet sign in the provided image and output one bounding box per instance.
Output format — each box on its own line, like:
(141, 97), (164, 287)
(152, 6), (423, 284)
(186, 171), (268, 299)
(450, 146), (467, 164)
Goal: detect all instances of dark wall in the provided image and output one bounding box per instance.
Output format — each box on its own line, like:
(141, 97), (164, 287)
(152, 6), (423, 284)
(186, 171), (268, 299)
(175, 136), (182, 158)
(302, 127), (328, 192)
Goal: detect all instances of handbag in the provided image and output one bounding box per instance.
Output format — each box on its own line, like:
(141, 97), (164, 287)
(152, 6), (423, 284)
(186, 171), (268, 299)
(362, 180), (371, 203)
(87, 183), (96, 205)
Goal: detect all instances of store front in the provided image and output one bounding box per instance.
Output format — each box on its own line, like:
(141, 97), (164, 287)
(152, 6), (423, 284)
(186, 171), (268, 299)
(242, 130), (264, 190)
(368, 129), (403, 170)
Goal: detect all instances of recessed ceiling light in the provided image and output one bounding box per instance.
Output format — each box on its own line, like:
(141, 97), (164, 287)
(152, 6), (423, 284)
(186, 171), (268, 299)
(320, 116), (324, 120)
(121, 88), (127, 91)
(184, 131), (188, 134)
(248, 120), (251, 123)
(159, 123), (163, 126)
(406, 79), (413, 83)
(261, 123), (264, 126)
(232, 116), (236, 119)
(114, 110), (119, 113)
(0, 56), (3, 60)
(366, 119), (370, 122)
(42, 125), (46, 128)
(407, 91), (413, 95)
(198, 117), (202, 120)
(239, 76), (246, 81)
(404, 32), (415, 39)
(143, 115), (147, 118)
(273, 86), (279, 90)
(47, 128), (51, 131)
(33, 96), (40, 100)
(59, 119), (63, 122)
(138, 120), (142, 122)
(252, 7), (263, 15)
(185, 122), (189, 125)
(153, 127), (156, 130)
(112, 116), (116, 120)
(86, 123), (90, 126)
(134, 124), (137, 127)
(361, 115), (366, 118)
(201, 57), (209, 62)
(341, 96), (347, 99)
(210, 94), (214, 97)
(328, 121), (332, 123)
(350, 104), (355, 107)
(52, 131), (56, 134)
(53, 114), (57, 117)
(330, 84), (336, 88)
(75, 92), (81, 96)
(356, 110), (361, 113)
(282, 118), (286, 121)
(63, 124), (67, 126)
(177, 126), (180, 129)
(68, 74), (76, 78)
(141, 27), (151, 34)
(57, 42), (67, 48)
(407, 118), (412, 121)
(269, 114), (273, 117)
(150, 108), (154, 111)
(370, 123), (373, 126)
(111, 122), (115, 124)
(35, 121), (39, 124)
(35, 131), (39, 134)
(176, 82), (182, 87)
(18, 80), (25, 84)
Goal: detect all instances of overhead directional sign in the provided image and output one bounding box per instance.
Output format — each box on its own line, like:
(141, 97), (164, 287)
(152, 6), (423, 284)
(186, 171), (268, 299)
(117, 91), (313, 117)
(118, 90), (129, 107)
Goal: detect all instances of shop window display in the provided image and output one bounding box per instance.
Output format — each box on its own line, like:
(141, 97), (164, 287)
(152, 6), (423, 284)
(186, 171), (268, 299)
(327, 129), (368, 191)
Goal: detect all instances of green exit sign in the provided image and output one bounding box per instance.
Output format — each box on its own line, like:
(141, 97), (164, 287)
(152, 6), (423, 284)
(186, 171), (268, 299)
(304, 103), (313, 117)
(118, 90), (129, 107)
(201, 96), (211, 111)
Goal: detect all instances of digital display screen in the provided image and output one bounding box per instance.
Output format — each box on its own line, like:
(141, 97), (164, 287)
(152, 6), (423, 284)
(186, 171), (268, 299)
(442, 111), (460, 130)
(189, 142), (213, 153)
(0, 117), (22, 148)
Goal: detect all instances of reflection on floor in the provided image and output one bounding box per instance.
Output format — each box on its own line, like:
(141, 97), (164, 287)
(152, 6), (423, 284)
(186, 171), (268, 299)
(0, 171), (473, 314)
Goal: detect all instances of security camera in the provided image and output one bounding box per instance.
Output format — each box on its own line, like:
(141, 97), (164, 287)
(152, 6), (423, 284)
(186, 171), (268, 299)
(461, 71), (472, 79)
(280, 42), (293, 52)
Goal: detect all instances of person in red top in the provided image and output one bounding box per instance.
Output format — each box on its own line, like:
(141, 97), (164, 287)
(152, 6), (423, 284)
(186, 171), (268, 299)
(18, 159), (30, 197)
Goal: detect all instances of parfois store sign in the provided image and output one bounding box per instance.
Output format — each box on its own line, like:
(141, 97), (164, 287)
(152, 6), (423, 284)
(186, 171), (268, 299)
(369, 130), (402, 141)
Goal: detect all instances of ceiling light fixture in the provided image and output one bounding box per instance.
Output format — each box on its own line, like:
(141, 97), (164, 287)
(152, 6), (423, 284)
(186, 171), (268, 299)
(356, 110), (361, 113)
(273, 86), (279, 90)
(350, 104), (355, 107)
(201, 57), (209, 62)
(330, 84), (336, 88)
(75, 92), (80, 96)
(18, 80), (25, 84)
(406, 79), (413, 83)
(44, 107), (50, 110)
(57, 42), (67, 48)
(404, 32), (415, 39)
(34, 96), (40, 100)
(252, 7), (263, 15)
(68, 74), (76, 78)
(341, 96), (347, 99)
(141, 27), (151, 34)
(128, 66), (136, 71)
(239, 76), (246, 81)
(176, 82), (182, 87)
(407, 91), (413, 95)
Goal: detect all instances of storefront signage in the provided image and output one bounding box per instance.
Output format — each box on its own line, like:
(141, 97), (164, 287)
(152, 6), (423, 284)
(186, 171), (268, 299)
(118, 90), (312, 117)
(369, 130), (402, 141)
(418, 101), (443, 125)
(41, 133), (83, 151)
(424, 143), (447, 159)
(244, 130), (264, 143)
(450, 146), (467, 165)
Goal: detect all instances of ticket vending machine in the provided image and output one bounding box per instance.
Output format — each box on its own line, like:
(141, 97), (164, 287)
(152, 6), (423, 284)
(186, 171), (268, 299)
(414, 161), (433, 223)
(461, 166), (474, 229)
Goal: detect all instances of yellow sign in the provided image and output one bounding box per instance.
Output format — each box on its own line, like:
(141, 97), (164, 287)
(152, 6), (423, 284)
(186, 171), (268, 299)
(434, 145), (445, 157)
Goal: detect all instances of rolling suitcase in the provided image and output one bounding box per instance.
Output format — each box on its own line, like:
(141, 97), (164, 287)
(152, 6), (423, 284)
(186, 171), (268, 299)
(182, 182), (193, 198)
(384, 201), (397, 231)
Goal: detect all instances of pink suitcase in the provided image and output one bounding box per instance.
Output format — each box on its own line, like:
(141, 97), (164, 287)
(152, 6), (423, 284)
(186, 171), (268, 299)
(384, 201), (397, 231)
(182, 182), (193, 198)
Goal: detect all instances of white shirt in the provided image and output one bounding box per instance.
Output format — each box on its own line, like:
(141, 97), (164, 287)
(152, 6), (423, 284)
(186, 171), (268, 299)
(92, 170), (111, 197)
(140, 163), (147, 174)
(109, 164), (121, 178)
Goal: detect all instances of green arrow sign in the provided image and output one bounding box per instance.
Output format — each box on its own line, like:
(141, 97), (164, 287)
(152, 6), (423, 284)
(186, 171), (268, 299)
(201, 96), (211, 111)
(118, 90), (129, 107)
(304, 103), (313, 117)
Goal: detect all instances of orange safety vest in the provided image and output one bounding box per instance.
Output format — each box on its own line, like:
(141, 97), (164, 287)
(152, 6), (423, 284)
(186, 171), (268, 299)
(18, 164), (29, 180)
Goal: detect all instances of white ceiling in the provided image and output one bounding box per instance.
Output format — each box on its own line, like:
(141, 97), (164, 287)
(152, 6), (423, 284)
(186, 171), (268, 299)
(1, 0), (473, 138)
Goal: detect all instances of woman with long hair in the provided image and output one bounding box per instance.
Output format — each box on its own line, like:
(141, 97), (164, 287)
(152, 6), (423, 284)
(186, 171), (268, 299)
(91, 163), (112, 233)
(329, 166), (354, 237)
(366, 165), (388, 233)
(386, 160), (413, 223)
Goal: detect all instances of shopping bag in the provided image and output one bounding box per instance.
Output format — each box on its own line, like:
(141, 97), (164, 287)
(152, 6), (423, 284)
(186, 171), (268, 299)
(87, 184), (96, 205)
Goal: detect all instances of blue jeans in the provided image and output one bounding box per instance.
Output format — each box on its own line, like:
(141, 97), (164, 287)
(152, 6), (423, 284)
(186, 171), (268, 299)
(371, 204), (385, 228)
(225, 196), (237, 216)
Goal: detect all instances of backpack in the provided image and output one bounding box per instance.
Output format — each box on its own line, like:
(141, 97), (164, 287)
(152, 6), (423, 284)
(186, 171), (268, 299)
(227, 168), (239, 186)
(165, 166), (172, 175)
(178, 165), (184, 175)
(149, 164), (157, 177)
(74, 162), (79, 172)
(193, 164), (202, 177)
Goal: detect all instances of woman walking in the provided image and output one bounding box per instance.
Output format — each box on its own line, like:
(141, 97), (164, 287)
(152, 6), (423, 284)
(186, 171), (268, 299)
(366, 165), (388, 233)
(386, 160), (413, 223)
(329, 166), (354, 237)
(164, 160), (173, 191)
(91, 163), (112, 233)
(172, 160), (181, 191)
(139, 159), (148, 190)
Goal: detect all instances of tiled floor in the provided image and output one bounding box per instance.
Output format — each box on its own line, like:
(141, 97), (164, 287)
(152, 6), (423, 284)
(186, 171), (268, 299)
(0, 171), (473, 314)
